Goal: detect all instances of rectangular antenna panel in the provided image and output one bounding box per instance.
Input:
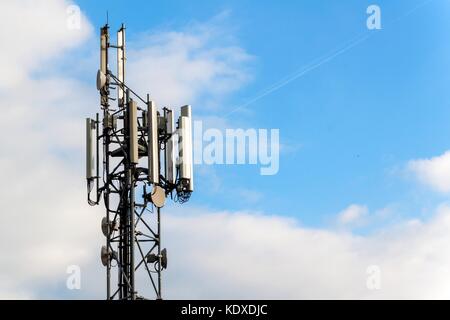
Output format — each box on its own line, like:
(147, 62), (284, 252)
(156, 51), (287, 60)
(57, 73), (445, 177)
(164, 109), (176, 184)
(181, 104), (191, 118)
(178, 107), (194, 192)
(147, 101), (159, 184)
(100, 27), (108, 106)
(128, 100), (138, 164)
(86, 118), (95, 179)
(117, 27), (125, 104)
(100, 27), (107, 74)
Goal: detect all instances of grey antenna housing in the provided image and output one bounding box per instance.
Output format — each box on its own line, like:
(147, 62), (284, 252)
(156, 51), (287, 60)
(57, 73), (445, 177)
(128, 99), (138, 164)
(178, 105), (194, 192)
(164, 108), (176, 185)
(85, 118), (95, 180)
(147, 100), (159, 184)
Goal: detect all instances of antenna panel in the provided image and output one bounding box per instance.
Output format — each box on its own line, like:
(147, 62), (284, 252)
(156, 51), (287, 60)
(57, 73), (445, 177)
(181, 104), (191, 118)
(86, 118), (95, 179)
(178, 112), (194, 192)
(164, 109), (176, 184)
(100, 27), (107, 74)
(100, 26), (108, 106)
(128, 100), (138, 164)
(147, 101), (159, 184)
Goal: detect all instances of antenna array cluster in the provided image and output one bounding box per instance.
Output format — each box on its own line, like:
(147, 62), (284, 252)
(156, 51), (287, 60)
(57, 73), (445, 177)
(86, 23), (194, 300)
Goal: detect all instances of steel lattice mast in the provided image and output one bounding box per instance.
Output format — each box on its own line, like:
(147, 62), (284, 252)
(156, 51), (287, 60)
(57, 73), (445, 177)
(86, 23), (194, 300)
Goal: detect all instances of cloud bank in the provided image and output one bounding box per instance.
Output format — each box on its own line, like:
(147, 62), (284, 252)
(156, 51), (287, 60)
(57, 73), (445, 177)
(408, 151), (450, 193)
(161, 205), (450, 299)
(0, 0), (100, 298)
(127, 18), (253, 108)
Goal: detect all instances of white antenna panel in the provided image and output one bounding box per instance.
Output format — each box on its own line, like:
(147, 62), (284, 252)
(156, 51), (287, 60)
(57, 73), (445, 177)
(178, 110), (194, 192)
(86, 118), (95, 179)
(164, 109), (176, 184)
(147, 101), (159, 184)
(100, 28), (107, 74)
(128, 100), (138, 164)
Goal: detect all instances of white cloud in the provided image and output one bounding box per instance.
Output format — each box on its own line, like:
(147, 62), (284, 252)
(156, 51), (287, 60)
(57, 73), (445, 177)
(0, 0), (99, 298)
(337, 204), (368, 226)
(0, 0), (92, 88)
(408, 151), (450, 193)
(163, 205), (450, 299)
(126, 18), (253, 108)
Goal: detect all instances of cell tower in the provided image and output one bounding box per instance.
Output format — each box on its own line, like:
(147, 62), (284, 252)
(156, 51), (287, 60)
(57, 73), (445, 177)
(86, 23), (194, 300)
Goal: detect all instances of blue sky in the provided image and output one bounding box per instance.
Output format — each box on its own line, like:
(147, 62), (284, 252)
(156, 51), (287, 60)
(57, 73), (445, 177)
(73, 0), (450, 228)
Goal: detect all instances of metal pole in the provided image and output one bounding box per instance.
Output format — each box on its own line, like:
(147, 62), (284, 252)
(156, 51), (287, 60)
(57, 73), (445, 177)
(147, 92), (162, 300)
(129, 91), (136, 300)
(157, 206), (162, 299)
(122, 88), (136, 300)
(101, 24), (112, 301)
(156, 103), (162, 300)
(122, 90), (129, 299)
(130, 154), (136, 300)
